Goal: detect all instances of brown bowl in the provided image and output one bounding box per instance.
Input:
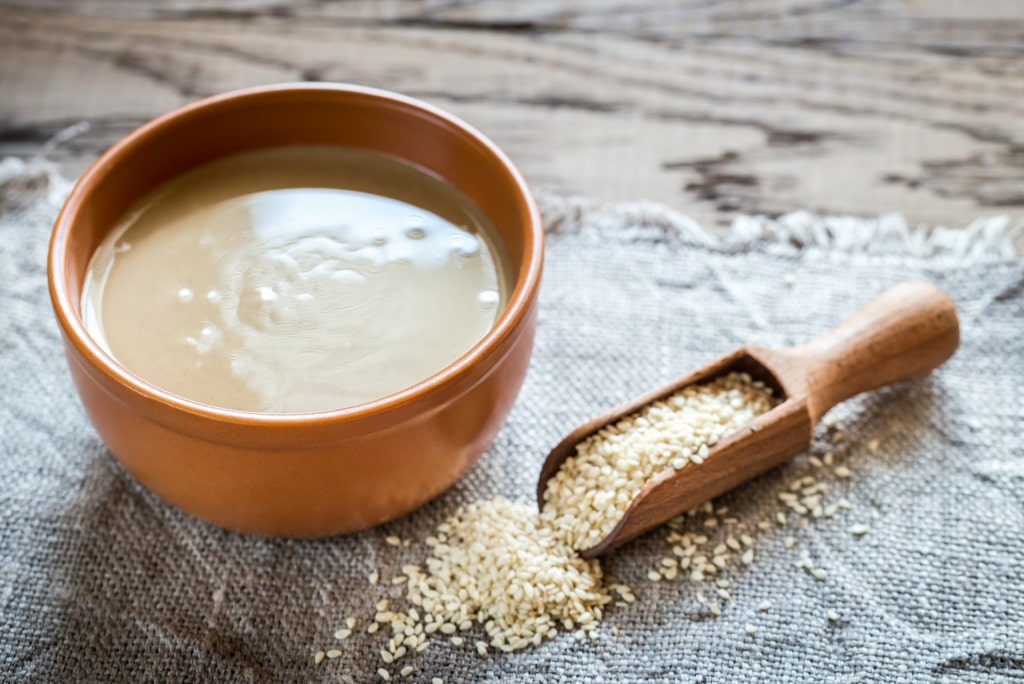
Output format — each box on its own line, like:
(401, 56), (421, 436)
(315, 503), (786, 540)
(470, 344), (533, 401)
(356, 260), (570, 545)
(48, 83), (543, 537)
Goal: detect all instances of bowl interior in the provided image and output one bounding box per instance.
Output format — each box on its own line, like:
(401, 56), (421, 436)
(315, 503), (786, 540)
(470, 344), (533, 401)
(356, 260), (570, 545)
(52, 84), (542, 428)
(61, 85), (535, 313)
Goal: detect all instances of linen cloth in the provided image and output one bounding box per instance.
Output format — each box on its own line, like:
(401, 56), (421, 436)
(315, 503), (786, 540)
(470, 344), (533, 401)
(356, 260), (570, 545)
(1, 157), (1022, 683)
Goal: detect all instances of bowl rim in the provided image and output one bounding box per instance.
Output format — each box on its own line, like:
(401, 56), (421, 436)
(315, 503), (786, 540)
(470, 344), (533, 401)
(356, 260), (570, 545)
(48, 82), (544, 429)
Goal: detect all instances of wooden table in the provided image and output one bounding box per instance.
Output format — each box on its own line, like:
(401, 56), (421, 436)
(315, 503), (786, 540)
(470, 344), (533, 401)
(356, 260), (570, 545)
(2, 1), (1022, 230)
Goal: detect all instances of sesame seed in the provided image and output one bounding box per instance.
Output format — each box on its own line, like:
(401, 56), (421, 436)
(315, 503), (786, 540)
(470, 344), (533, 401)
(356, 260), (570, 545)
(475, 641), (488, 656)
(850, 524), (870, 537)
(745, 623), (759, 636)
(314, 651), (325, 665)
(367, 623), (379, 634)
(542, 373), (778, 551)
(758, 601), (772, 612)
(433, 679), (444, 684)
(449, 636), (463, 646)
(326, 649), (342, 659)
(378, 668), (391, 681)
(709, 603), (722, 616)
(867, 439), (880, 453)
(812, 568), (828, 581)
(333, 629), (351, 640)
(834, 465), (853, 478)
(385, 536), (402, 546)
(827, 610), (840, 622)
(368, 571), (379, 585)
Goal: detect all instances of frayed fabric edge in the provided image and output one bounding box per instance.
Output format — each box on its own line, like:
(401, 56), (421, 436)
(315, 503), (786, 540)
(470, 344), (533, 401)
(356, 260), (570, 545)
(538, 193), (1024, 266)
(0, 157), (72, 213)
(1, 157), (1020, 266)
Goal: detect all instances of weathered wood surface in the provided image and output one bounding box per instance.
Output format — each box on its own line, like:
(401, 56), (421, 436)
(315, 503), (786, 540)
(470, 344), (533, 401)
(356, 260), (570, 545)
(1, 0), (1022, 230)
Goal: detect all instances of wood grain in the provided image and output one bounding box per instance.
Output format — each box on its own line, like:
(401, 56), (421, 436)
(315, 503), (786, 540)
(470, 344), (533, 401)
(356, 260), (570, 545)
(1, 0), (1022, 229)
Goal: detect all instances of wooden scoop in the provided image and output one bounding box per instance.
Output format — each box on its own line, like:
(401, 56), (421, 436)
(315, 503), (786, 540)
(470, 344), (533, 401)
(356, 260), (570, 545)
(537, 282), (959, 558)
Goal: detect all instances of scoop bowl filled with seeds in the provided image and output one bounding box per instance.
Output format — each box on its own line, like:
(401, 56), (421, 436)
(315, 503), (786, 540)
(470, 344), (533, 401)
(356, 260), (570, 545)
(538, 281), (959, 557)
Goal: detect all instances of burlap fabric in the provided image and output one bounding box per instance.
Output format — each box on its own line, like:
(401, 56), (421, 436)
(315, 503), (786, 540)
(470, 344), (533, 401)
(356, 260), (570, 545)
(2, 157), (1022, 682)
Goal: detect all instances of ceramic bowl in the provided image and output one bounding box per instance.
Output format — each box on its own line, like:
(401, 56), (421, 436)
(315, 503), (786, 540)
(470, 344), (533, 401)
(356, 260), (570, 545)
(48, 83), (543, 537)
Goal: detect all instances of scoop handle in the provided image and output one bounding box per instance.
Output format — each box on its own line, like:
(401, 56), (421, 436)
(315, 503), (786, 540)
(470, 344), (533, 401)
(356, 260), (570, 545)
(759, 282), (960, 425)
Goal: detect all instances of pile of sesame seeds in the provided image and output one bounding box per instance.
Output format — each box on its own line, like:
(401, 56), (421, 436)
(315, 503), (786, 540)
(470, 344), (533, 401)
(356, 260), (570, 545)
(541, 372), (780, 551)
(313, 380), (879, 680)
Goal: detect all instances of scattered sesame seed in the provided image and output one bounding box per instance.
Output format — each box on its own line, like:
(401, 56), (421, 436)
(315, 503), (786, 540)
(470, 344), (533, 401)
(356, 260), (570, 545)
(326, 649), (342, 659)
(314, 650), (325, 665)
(867, 439), (880, 453)
(812, 568), (828, 581)
(449, 636), (464, 647)
(850, 524), (870, 537)
(745, 623), (759, 636)
(400, 666), (414, 677)
(334, 629), (351, 640)
(367, 623), (380, 634)
(709, 603), (722, 616)
(385, 536), (402, 546)
(378, 668), (392, 681)
(758, 601), (772, 612)
(834, 465), (853, 478)
(368, 571), (380, 585)
(432, 679), (444, 684)
(475, 641), (488, 656)
(827, 610), (840, 622)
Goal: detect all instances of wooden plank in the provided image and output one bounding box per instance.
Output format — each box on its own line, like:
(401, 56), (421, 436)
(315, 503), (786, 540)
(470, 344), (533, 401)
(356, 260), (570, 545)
(1, 1), (1021, 229)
